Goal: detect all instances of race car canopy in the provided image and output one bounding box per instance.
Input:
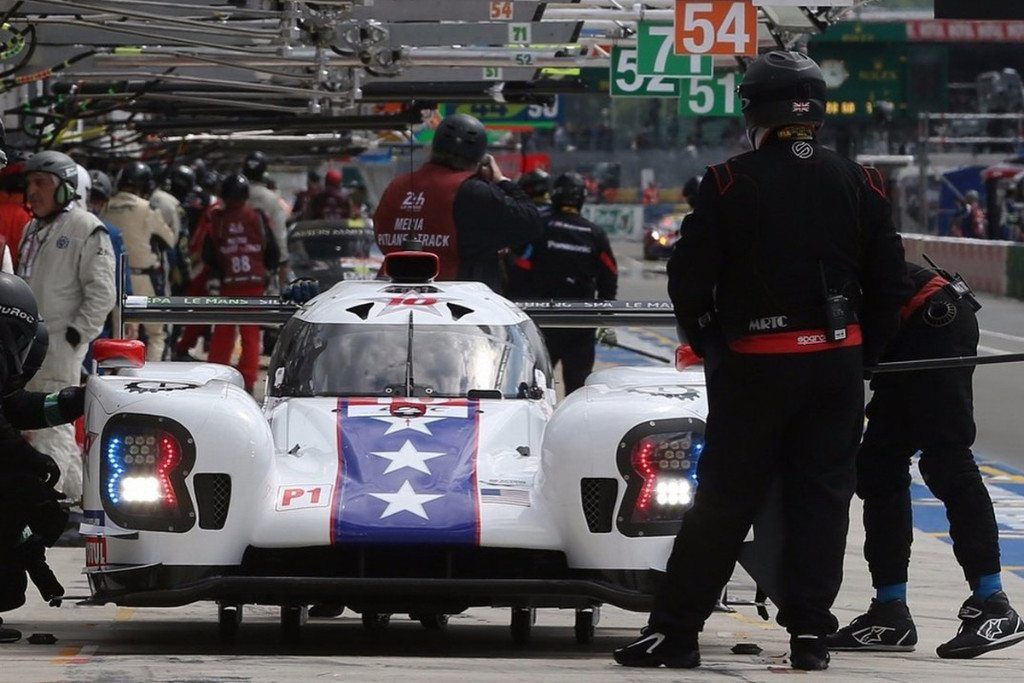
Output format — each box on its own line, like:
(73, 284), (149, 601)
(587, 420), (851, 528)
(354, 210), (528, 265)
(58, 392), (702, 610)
(384, 251), (440, 283)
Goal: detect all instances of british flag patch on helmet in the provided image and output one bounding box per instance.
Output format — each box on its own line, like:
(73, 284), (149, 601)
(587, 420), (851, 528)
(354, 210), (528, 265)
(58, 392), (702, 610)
(792, 101), (811, 113)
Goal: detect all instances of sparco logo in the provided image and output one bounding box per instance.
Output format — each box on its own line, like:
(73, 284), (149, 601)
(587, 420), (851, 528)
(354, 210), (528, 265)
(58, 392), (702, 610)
(0, 306), (35, 324)
(797, 334), (828, 346)
(749, 315), (787, 332)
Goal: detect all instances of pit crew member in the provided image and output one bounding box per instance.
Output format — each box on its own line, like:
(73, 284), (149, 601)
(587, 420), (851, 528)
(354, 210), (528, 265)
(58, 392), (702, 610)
(507, 172), (617, 394)
(828, 262), (1024, 658)
(16, 151), (115, 503)
(615, 51), (910, 671)
(202, 174), (280, 393)
(303, 168), (353, 221)
(373, 113), (542, 290)
(242, 151), (289, 281)
(0, 273), (85, 643)
(101, 162), (176, 361)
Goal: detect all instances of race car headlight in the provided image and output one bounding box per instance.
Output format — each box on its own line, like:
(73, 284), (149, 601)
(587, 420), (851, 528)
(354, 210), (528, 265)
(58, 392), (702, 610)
(617, 418), (704, 537)
(100, 413), (196, 532)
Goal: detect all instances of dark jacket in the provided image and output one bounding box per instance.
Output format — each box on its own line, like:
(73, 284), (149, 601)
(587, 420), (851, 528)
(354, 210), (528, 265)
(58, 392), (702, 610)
(452, 176), (543, 290)
(508, 207), (618, 300)
(667, 133), (911, 364)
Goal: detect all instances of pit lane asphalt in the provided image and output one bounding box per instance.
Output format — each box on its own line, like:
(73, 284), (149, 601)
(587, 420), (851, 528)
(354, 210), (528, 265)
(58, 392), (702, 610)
(3, 241), (1024, 681)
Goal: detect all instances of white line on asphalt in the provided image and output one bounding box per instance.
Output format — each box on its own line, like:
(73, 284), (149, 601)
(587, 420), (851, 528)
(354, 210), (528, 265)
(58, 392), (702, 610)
(980, 328), (1024, 345)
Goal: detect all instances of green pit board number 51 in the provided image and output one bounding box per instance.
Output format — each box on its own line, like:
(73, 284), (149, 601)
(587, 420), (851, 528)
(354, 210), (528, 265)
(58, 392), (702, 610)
(678, 71), (742, 117)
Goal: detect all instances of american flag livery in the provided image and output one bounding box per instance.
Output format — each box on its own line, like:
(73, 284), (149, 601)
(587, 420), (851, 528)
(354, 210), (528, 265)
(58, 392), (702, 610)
(330, 398), (481, 545)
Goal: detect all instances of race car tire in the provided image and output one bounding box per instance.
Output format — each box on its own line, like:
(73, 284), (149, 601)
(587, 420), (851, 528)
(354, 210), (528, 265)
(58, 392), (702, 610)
(510, 607), (535, 645)
(217, 603), (242, 640)
(574, 606), (600, 645)
(280, 605), (307, 642)
(361, 612), (391, 631)
(412, 613), (449, 631)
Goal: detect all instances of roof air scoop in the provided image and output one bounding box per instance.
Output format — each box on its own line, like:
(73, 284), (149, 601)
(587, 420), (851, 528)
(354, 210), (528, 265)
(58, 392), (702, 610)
(383, 248), (439, 284)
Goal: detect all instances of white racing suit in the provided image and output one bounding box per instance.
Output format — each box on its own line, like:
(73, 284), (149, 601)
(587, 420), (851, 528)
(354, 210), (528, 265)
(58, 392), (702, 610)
(16, 206), (116, 502)
(248, 182), (288, 268)
(102, 191), (176, 360)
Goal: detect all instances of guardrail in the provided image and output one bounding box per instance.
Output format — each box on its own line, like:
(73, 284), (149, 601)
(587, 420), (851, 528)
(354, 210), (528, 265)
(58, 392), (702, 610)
(901, 233), (1024, 300)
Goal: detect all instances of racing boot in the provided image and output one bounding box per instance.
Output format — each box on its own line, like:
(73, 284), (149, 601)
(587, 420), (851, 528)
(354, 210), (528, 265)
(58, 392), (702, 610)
(936, 591), (1024, 659)
(790, 634), (830, 671)
(0, 618), (20, 644)
(613, 627), (700, 668)
(826, 599), (918, 652)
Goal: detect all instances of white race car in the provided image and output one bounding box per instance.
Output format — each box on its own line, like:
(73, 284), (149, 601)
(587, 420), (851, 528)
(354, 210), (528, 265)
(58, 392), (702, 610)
(81, 253), (727, 642)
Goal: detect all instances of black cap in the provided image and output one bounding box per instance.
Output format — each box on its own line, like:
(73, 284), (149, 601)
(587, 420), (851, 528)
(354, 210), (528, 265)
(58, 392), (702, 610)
(551, 172), (587, 209)
(739, 51), (827, 130)
(220, 173), (250, 203)
(431, 114), (487, 168)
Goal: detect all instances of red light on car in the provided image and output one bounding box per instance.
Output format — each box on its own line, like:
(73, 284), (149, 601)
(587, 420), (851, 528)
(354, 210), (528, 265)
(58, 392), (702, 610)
(632, 439), (658, 511)
(157, 432), (182, 507)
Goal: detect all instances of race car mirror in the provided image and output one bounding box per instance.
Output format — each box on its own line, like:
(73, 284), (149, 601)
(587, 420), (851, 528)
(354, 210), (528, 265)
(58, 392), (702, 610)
(383, 250), (439, 283)
(93, 339), (146, 369)
(675, 344), (702, 371)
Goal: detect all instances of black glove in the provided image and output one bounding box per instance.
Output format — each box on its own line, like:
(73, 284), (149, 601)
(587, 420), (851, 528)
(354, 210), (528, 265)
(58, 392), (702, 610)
(56, 386), (85, 422)
(25, 499), (69, 547)
(28, 449), (61, 488)
(282, 278), (321, 304)
(64, 326), (81, 348)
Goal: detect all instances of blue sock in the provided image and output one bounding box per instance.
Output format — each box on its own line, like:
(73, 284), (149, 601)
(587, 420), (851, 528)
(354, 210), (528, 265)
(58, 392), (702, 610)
(876, 583), (907, 604)
(974, 573), (1002, 601)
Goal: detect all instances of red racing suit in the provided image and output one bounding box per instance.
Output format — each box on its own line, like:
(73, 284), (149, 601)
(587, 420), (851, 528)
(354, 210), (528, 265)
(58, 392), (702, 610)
(202, 203), (278, 391)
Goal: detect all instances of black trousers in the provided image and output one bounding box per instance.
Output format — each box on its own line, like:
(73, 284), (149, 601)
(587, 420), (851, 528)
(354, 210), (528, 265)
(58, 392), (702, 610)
(543, 328), (596, 395)
(858, 309), (999, 589)
(650, 347), (863, 636)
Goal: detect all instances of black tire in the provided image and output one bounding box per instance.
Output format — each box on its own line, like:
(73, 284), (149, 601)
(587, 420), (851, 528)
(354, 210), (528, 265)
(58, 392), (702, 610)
(510, 607), (535, 645)
(281, 605), (307, 641)
(362, 612), (391, 631)
(413, 613), (449, 631)
(574, 607), (599, 645)
(218, 603), (242, 640)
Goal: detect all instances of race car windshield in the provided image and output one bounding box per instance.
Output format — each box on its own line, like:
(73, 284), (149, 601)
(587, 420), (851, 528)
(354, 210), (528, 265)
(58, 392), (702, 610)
(288, 222), (375, 260)
(269, 320), (550, 399)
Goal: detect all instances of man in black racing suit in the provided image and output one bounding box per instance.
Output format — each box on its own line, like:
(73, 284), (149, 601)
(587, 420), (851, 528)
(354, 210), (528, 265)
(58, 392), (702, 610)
(614, 51), (911, 671)
(0, 272), (85, 643)
(829, 262), (1024, 659)
(506, 172), (618, 393)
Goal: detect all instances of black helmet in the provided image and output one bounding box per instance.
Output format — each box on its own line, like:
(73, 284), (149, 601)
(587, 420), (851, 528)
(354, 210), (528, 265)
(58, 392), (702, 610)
(683, 174), (702, 205)
(431, 113), (487, 169)
(169, 164), (197, 200)
(518, 169), (551, 200)
(89, 169), (113, 200)
(117, 161), (154, 194)
(738, 51), (827, 130)
(551, 172), (587, 209)
(0, 272), (40, 377)
(24, 150), (79, 208)
(242, 151), (267, 182)
(9, 322), (48, 391)
(220, 173), (250, 203)
(198, 169), (220, 194)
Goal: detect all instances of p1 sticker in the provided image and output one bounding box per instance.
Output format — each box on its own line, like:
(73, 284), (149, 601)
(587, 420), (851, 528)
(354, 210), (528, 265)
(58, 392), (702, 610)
(276, 485), (333, 511)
